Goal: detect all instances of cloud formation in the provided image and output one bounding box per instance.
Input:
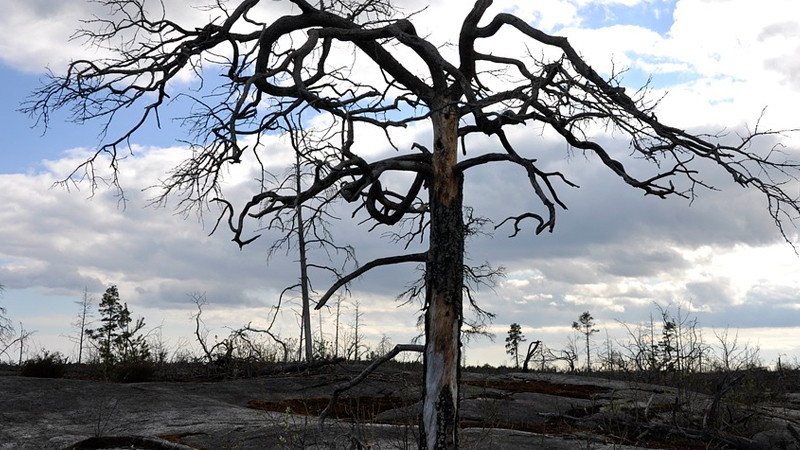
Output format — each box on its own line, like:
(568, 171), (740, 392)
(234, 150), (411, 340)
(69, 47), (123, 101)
(1, 0), (799, 365)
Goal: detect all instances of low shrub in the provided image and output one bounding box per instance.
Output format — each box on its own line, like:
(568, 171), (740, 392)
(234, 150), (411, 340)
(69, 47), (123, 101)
(112, 359), (155, 383)
(21, 350), (68, 378)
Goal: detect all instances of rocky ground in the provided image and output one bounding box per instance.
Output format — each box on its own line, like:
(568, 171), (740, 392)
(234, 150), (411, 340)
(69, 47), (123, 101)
(2, 362), (800, 449)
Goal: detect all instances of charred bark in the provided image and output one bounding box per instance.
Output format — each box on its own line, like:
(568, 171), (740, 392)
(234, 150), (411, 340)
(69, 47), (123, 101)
(420, 107), (464, 450)
(522, 340), (541, 373)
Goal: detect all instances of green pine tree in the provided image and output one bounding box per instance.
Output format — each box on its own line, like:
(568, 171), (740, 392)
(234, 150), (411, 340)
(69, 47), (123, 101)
(85, 285), (149, 369)
(505, 323), (526, 369)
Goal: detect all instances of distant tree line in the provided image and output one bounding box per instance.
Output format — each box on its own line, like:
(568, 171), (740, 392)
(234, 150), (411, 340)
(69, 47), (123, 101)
(2, 281), (408, 376)
(0, 284), (774, 380)
(506, 304), (763, 375)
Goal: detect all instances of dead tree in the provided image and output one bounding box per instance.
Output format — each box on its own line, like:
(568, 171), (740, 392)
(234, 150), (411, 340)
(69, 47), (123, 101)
(1, 288), (38, 365)
(267, 120), (356, 363)
(191, 292), (290, 364)
(521, 340), (541, 373)
(27, 0), (800, 447)
(73, 287), (93, 364)
(0, 285), (12, 352)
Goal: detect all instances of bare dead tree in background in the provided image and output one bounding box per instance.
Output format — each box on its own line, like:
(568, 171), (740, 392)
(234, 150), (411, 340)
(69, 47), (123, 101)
(27, 0), (800, 447)
(713, 326), (761, 371)
(561, 334), (580, 373)
(0, 287), (39, 365)
(0, 285), (9, 339)
(0, 284), (14, 357)
(191, 292), (291, 364)
(73, 287), (94, 365)
(617, 302), (712, 374)
(264, 119), (356, 363)
(521, 339), (541, 372)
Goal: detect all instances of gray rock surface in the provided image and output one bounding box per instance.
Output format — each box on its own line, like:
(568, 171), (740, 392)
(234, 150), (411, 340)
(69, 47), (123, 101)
(3, 366), (798, 449)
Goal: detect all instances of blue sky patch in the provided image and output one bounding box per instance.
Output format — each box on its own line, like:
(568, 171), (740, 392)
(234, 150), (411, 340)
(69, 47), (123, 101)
(579, 0), (677, 36)
(0, 63), (201, 174)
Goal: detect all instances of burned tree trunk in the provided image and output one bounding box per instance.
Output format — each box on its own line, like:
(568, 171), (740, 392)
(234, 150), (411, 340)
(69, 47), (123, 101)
(522, 340), (541, 373)
(295, 156), (314, 363)
(421, 107), (464, 449)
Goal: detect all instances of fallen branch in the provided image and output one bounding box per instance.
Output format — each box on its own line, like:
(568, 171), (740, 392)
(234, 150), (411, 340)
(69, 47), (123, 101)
(319, 343), (423, 428)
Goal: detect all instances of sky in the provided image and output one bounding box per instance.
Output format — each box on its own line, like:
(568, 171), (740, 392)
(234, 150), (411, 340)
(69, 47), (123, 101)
(1, 0), (799, 367)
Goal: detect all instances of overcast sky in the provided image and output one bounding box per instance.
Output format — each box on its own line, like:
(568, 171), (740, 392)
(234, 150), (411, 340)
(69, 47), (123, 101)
(1, 0), (799, 366)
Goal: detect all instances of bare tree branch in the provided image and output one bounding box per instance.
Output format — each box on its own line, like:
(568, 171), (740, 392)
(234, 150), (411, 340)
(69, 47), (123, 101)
(316, 252), (427, 309)
(318, 343), (423, 428)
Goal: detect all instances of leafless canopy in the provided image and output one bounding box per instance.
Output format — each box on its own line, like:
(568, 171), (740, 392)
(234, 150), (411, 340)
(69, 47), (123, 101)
(27, 0), (800, 256)
(26, 0), (799, 259)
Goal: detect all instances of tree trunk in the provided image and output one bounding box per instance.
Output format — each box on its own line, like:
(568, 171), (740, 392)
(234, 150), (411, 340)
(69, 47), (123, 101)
(334, 296), (341, 358)
(18, 322), (24, 366)
(522, 341), (540, 373)
(78, 287), (89, 364)
(420, 107), (463, 450)
(585, 333), (591, 372)
(353, 299), (361, 361)
(296, 159), (314, 363)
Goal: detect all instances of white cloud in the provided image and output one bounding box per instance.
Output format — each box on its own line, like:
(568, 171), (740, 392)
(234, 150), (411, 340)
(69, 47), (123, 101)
(0, 0), (276, 73)
(505, 278), (530, 288)
(552, 0), (800, 135)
